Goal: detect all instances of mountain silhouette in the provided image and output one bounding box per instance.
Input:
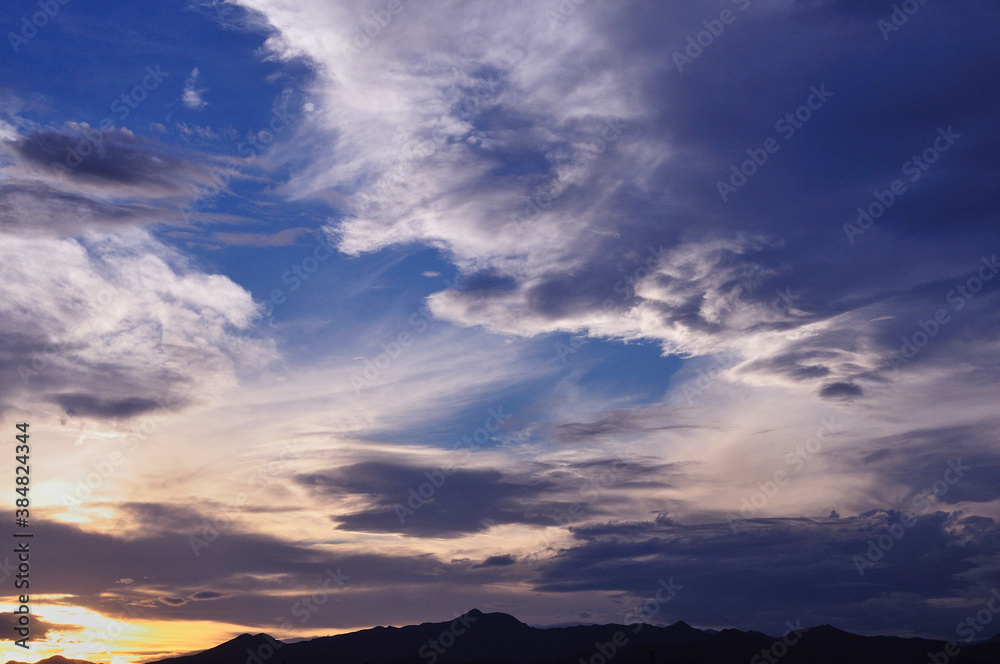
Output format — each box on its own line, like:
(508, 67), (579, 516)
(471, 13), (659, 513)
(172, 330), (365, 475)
(12, 610), (1000, 664)
(4, 657), (101, 664)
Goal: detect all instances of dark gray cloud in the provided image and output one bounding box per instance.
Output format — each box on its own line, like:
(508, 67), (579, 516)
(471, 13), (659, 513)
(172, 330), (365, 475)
(0, 613), (78, 641)
(50, 393), (166, 419)
(160, 596), (187, 606)
(475, 554), (517, 568)
(848, 425), (1000, 505)
(0, 181), (160, 233)
(819, 382), (863, 400)
(299, 456), (686, 538)
(8, 128), (191, 189)
(535, 510), (1000, 639)
(0, 124), (258, 237)
(299, 461), (568, 538)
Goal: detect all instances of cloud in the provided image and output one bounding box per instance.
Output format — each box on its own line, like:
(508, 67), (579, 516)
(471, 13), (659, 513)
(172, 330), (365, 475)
(300, 461), (566, 538)
(818, 382), (864, 400)
(224, 2), (1000, 568)
(551, 409), (702, 444)
(846, 424), (1000, 506)
(8, 126), (199, 193)
(0, 125), (251, 236)
(209, 226), (314, 247)
(50, 393), (166, 419)
(0, 613), (80, 641)
(229, 0), (999, 406)
(475, 554), (517, 568)
(534, 510), (1000, 637)
(28, 512), (541, 629)
(0, 229), (275, 419)
(6, 0), (991, 644)
(182, 67), (209, 110)
(176, 123), (220, 140)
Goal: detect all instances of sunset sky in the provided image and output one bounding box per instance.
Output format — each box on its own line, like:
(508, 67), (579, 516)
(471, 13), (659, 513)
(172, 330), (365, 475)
(2, 0), (1000, 662)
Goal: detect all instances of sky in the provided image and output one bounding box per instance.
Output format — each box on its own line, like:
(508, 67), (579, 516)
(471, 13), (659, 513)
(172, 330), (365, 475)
(1, 0), (1000, 661)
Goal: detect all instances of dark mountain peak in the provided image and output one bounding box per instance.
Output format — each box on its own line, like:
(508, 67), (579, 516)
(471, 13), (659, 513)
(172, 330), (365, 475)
(153, 631), (281, 664)
(469, 608), (531, 628)
(803, 624), (851, 638)
(714, 627), (750, 637)
(216, 632), (279, 648)
(708, 627), (772, 647)
(5, 657), (98, 664)
(661, 620), (710, 640)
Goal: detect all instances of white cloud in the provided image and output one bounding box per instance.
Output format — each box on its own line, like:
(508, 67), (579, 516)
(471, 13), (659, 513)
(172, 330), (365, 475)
(182, 67), (209, 110)
(176, 123), (220, 140)
(0, 228), (275, 418)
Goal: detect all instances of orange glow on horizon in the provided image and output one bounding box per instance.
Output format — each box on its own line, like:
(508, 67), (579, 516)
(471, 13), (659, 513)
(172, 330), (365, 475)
(0, 600), (356, 664)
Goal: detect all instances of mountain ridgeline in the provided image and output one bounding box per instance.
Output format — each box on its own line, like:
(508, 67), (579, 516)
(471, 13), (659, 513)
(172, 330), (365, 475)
(9, 610), (1000, 664)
